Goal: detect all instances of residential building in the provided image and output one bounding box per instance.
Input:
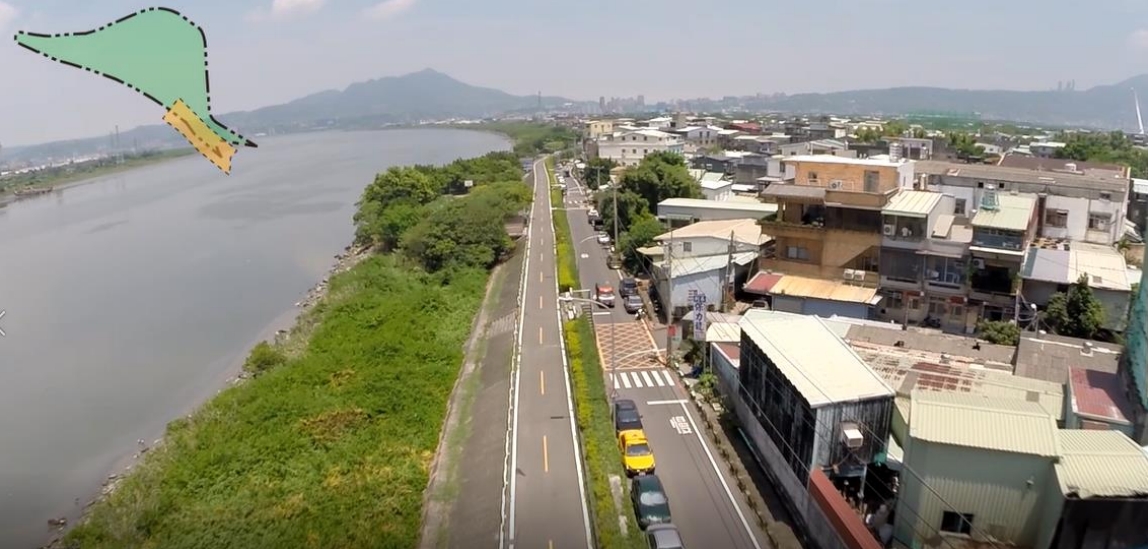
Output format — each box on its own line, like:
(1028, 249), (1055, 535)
(1014, 332), (1122, 383)
(585, 119), (615, 139)
(966, 189), (1039, 321)
(997, 155), (1130, 179)
(1030, 141), (1066, 158)
(742, 272), (882, 320)
(735, 310), (895, 549)
(759, 155), (914, 281)
(806, 121), (848, 141)
(916, 161), (1130, 246)
(644, 116), (673, 129)
(595, 129), (684, 167)
(1020, 240), (1134, 332)
(1130, 178), (1148, 234)
(655, 197), (776, 226)
(778, 139), (854, 157)
(1064, 367), (1135, 435)
(885, 137), (934, 160)
(672, 125), (720, 148)
(727, 121), (762, 134)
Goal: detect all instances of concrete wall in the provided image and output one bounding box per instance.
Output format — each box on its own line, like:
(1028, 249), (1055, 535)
(765, 227), (881, 280)
(1042, 194), (1124, 245)
(791, 161), (901, 195)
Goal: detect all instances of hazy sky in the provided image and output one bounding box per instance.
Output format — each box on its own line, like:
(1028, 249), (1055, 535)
(3, 0), (1148, 146)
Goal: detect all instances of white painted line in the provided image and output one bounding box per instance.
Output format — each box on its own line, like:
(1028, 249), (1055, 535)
(591, 312), (611, 316)
(611, 374), (620, 390)
(651, 372), (666, 387)
(646, 399), (688, 406)
(677, 401), (763, 549)
(620, 372), (633, 389)
(640, 371), (655, 387)
(661, 370), (675, 386)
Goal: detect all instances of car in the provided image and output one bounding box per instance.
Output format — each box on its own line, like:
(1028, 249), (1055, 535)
(645, 523), (684, 549)
(597, 232), (612, 245)
(619, 277), (638, 297)
(751, 298), (769, 309)
(623, 294), (644, 314)
(595, 283), (616, 308)
(588, 208), (599, 218)
(619, 429), (655, 477)
(631, 475), (672, 530)
(613, 398), (643, 433)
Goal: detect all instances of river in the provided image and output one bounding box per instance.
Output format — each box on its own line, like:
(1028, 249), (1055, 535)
(0, 129), (510, 549)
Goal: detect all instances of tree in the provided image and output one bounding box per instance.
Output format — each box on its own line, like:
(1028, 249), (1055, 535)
(617, 214), (665, 273)
(1044, 274), (1106, 339)
(882, 120), (908, 137)
(619, 153), (701, 217)
(597, 189), (651, 235)
(976, 320), (1019, 346)
(854, 128), (881, 143)
(947, 132), (985, 160)
(360, 166), (439, 207)
(581, 157), (616, 190)
(402, 198), (512, 272)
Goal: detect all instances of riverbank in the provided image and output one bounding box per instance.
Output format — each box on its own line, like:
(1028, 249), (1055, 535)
(56, 151), (533, 549)
(0, 148), (196, 205)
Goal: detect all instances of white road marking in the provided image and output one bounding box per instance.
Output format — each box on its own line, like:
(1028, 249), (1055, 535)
(591, 312), (611, 316)
(651, 372), (665, 387)
(662, 370), (675, 386)
(620, 372), (633, 389)
(640, 371), (655, 387)
(646, 399), (688, 406)
(670, 416), (693, 435)
(611, 373), (620, 390)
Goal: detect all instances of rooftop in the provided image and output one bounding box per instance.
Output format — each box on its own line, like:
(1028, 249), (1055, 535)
(1068, 367), (1132, 426)
(1056, 430), (1148, 499)
(930, 214), (974, 243)
(883, 190), (943, 218)
(908, 391), (1060, 457)
(916, 161), (1130, 193)
(970, 193), (1037, 232)
(656, 197), (778, 216)
(653, 218), (770, 246)
(766, 274), (882, 305)
(1021, 241), (1132, 292)
(739, 310), (895, 408)
(997, 155), (1129, 179)
(1014, 333), (1121, 384)
(713, 341), (741, 364)
(783, 154), (905, 168)
(845, 325), (1017, 368)
(658, 251), (757, 278)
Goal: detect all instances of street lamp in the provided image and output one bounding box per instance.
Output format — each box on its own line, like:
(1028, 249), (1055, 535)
(559, 294), (619, 398)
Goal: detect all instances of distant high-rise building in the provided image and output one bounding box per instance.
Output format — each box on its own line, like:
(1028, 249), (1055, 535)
(599, 96), (606, 112)
(637, 94), (645, 108)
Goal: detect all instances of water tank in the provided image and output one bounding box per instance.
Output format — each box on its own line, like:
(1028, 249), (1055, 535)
(1065, 162), (1078, 172)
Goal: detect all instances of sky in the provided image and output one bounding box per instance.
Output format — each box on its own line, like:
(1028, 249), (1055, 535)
(3, 0), (1148, 146)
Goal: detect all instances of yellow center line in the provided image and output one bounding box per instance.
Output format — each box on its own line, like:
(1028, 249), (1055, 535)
(540, 370), (546, 395)
(543, 435), (549, 473)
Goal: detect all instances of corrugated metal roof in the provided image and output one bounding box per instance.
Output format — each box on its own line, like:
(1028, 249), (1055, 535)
(970, 193), (1037, 231)
(908, 391), (1060, 457)
(743, 271), (784, 295)
(706, 322), (741, 343)
(657, 197), (778, 215)
(1056, 430), (1148, 498)
(768, 275), (881, 305)
(662, 251), (758, 277)
(760, 183), (827, 201)
(739, 310), (895, 407)
(1021, 243), (1131, 291)
(653, 218), (769, 246)
(883, 190), (942, 218)
(1068, 367), (1132, 425)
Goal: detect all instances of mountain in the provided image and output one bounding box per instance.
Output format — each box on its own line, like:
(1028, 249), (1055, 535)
(3, 69), (587, 163)
(745, 75), (1148, 131)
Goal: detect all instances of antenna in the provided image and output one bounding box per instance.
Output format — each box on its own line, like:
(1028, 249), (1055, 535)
(1134, 88), (1145, 136)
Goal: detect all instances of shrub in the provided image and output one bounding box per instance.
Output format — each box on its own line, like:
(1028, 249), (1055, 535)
(976, 320), (1020, 346)
(243, 341), (287, 375)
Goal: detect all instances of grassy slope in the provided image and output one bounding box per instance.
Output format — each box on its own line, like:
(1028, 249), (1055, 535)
(64, 257), (490, 549)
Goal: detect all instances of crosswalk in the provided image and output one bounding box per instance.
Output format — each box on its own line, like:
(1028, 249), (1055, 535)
(609, 369), (678, 391)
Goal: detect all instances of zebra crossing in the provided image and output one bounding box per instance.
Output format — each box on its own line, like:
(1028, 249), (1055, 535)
(609, 369), (678, 391)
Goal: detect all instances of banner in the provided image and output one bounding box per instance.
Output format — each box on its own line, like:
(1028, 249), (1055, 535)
(691, 291), (707, 341)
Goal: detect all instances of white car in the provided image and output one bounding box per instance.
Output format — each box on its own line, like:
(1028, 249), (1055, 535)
(588, 208), (599, 218)
(597, 232), (611, 245)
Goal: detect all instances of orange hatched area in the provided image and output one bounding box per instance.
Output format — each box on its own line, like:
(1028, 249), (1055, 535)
(162, 99), (236, 174)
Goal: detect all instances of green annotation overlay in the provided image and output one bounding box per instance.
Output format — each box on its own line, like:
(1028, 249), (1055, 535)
(13, 7), (256, 174)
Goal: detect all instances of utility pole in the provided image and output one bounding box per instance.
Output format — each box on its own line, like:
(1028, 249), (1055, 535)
(722, 230), (735, 312)
(665, 225), (674, 368)
(612, 174), (619, 255)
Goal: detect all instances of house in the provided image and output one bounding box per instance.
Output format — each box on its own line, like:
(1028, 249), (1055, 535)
(646, 218), (771, 318)
(1048, 430), (1148, 549)
(673, 125), (721, 148)
(655, 197), (777, 226)
(595, 129), (684, 167)
(585, 119), (615, 139)
(697, 172), (733, 201)
(742, 272), (883, 320)
(735, 310), (895, 549)
(644, 116), (673, 129)
(1030, 141), (1066, 158)
(778, 139), (854, 157)
(885, 137), (934, 160)
(759, 155), (914, 281)
(894, 392), (1061, 549)
(966, 189), (1040, 321)
(1020, 240), (1133, 331)
(728, 121), (762, 134)
(915, 161), (1130, 246)
(997, 155), (1130, 179)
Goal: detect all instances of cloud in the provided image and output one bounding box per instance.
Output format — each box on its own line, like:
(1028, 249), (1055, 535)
(364, 0), (417, 21)
(1129, 29), (1148, 51)
(0, 1), (18, 28)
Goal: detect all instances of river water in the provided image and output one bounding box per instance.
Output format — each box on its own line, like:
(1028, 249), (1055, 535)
(0, 129), (510, 548)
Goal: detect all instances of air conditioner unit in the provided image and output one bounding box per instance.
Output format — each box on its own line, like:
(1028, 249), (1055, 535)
(972, 258), (986, 269)
(841, 427), (864, 450)
(843, 269), (856, 280)
(883, 224), (896, 236)
(853, 270), (866, 282)
(829, 180), (843, 190)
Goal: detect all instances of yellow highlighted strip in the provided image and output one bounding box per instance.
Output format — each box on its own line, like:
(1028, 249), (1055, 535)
(163, 99), (236, 174)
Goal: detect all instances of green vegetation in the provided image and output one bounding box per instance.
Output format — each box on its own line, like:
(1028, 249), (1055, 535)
(946, 132), (987, 161)
(549, 158), (580, 292)
(64, 149), (530, 549)
(562, 318), (646, 549)
(976, 320), (1020, 346)
(581, 157), (616, 190)
(472, 121), (580, 157)
(1054, 131), (1148, 178)
(0, 148), (196, 196)
(1044, 273), (1107, 340)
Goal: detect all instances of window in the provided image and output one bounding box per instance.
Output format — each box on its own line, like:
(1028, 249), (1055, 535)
(682, 242), (693, 253)
(1100, 192), (1112, 201)
(785, 245), (810, 261)
(907, 297), (921, 310)
(950, 305), (964, 319)
(864, 170), (880, 192)
(1045, 209), (1068, 228)
(1089, 212), (1111, 231)
(954, 198), (967, 216)
(928, 297), (947, 316)
(632, 149), (638, 154)
(940, 511), (974, 535)
(808, 171), (819, 184)
(643, 149), (648, 154)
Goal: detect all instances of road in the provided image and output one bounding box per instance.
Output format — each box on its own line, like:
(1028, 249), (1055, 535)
(561, 167), (767, 549)
(502, 159), (592, 549)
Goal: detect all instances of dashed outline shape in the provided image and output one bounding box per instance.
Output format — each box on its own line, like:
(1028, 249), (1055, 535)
(164, 98), (235, 175)
(11, 6), (258, 154)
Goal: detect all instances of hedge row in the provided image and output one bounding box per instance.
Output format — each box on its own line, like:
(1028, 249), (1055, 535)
(546, 160), (580, 292)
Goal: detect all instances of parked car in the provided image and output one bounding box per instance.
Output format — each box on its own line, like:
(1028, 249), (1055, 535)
(595, 283), (616, 308)
(751, 298), (769, 309)
(623, 294), (644, 314)
(645, 524), (684, 549)
(631, 475), (672, 529)
(619, 430), (655, 477)
(619, 277), (638, 297)
(588, 208), (599, 218)
(597, 232), (612, 245)
(613, 398), (643, 433)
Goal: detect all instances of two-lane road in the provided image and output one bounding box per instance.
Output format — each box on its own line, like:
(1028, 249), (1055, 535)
(561, 167), (767, 549)
(502, 159), (592, 549)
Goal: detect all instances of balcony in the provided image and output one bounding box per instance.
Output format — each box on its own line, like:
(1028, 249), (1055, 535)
(923, 256), (967, 292)
(971, 229), (1026, 253)
(882, 216), (927, 250)
(825, 189), (893, 210)
(969, 267), (1019, 301)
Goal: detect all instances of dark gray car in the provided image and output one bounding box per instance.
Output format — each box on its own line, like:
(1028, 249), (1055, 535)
(613, 398), (642, 433)
(646, 523), (684, 549)
(631, 474), (672, 529)
(623, 294), (644, 314)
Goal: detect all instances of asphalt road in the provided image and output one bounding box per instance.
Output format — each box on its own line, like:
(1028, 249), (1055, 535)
(560, 167), (767, 549)
(503, 159), (592, 549)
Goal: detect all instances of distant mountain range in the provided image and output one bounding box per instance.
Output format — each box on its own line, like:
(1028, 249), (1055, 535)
(6, 69), (1148, 163)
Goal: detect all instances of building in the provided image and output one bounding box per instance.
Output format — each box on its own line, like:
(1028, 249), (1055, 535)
(735, 310), (895, 549)
(778, 139), (854, 157)
(1049, 430), (1148, 549)
(885, 137), (934, 160)
(1131, 178), (1148, 234)
(1064, 367), (1135, 435)
(894, 392), (1061, 549)
(916, 161), (1130, 246)
(1014, 332), (1122, 383)
(595, 129), (684, 167)
(1020, 240), (1133, 332)
(1123, 266), (1148, 445)
(655, 197), (777, 225)
(673, 125), (720, 148)
(742, 272), (883, 320)
(697, 172), (733, 201)
(759, 155), (914, 280)
(997, 155), (1130, 179)
(1030, 141), (1066, 158)
(585, 119), (615, 139)
(965, 189), (1039, 321)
